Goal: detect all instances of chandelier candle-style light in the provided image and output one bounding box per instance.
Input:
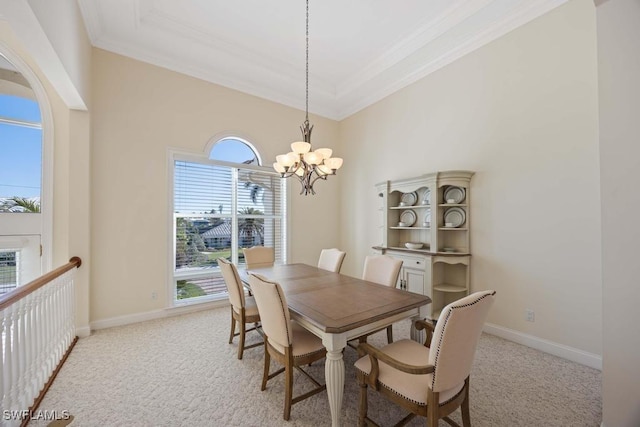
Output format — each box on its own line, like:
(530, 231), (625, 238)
(273, 0), (343, 195)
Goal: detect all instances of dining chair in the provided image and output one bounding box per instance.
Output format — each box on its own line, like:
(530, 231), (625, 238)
(355, 290), (496, 427)
(243, 246), (275, 269)
(248, 272), (327, 421)
(317, 248), (346, 273)
(218, 258), (262, 359)
(359, 254), (403, 343)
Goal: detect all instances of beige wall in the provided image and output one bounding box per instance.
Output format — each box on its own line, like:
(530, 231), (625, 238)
(339, 0), (602, 356)
(597, 0), (640, 425)
(90, 49), (340, 322)
(0, 21), (92, 333)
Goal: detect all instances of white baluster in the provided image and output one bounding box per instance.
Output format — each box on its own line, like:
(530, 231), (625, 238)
(1, 308), (7, 411)
(10, 303), (21, 414)
(23, 292), (35, 411)
(16, 297), (27, 410)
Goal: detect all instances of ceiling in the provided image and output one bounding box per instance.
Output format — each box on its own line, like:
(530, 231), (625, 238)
(78, 0), (568, 120)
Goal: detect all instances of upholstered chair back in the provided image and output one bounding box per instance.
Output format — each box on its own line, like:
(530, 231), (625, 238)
(362, 255), (403, 287)
(243, 246), (275, 269)
(317, 248), (346, 273)
(218, 258), (245, 309)
(249, 273), (292, 351)
(428, 291), (495, 393)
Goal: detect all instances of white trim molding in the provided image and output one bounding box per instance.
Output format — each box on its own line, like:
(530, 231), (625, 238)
(89, 299), (229, 331)
(76, 326), (91, 338)
(0, 40), (54, 275)
(484, 322), (602, 370)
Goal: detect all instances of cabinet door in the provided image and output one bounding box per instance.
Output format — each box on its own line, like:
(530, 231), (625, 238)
(403, 268), (425, 295)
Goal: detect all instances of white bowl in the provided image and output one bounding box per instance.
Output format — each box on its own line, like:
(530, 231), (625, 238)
(405, 242), (423, 249)
(398, 222), (407, 227)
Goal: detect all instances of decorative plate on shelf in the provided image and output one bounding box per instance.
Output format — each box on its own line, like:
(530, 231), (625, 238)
(422, 212), (431, 227)
(443, 207), (466, 228)
(400, 191), (418, 206)
(399, 209), (417, 227)
(421, 188), (431, 205)
(444, 186), (466, 204)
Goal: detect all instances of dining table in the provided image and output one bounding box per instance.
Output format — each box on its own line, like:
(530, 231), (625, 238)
(238, 263), (432, 427)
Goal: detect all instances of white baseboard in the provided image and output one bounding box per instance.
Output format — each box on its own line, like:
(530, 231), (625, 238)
(484, 322), (602, 370)
(89, 299), (229, 331)
(76, 325), (91, 338)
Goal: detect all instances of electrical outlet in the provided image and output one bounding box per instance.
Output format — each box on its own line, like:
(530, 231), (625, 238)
(151, 291), (158, 300)
(525, 309), (535, 322)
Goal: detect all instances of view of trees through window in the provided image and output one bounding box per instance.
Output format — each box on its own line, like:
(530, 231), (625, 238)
(172, 138), (285, 301)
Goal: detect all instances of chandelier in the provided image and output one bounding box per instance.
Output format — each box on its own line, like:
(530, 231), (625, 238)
(273, 0), (343, 196)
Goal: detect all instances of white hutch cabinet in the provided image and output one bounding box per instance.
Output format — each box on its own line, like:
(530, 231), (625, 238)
(374, 171), (474, 319)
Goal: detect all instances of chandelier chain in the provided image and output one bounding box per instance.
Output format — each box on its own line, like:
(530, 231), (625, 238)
(305, 0), (309, 123)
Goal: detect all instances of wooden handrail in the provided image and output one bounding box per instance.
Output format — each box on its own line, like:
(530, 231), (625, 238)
(0, 256), (82, 310)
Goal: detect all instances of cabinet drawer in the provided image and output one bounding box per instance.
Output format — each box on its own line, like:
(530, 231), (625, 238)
(392, 254), (427, 271)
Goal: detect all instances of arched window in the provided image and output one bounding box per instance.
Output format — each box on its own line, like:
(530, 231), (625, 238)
(0, 53), (47, 293)
(209, 137), (261, 165)
(170, 136), (286, 305)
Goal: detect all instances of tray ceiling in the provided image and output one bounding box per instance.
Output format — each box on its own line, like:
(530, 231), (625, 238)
(78, 0), (568, 120)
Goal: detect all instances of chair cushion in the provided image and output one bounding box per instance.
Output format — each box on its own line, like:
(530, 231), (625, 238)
(232, 296), (260, 317)
(291, 322), (325, 358)
(269, 322), (325, 358)
(243, 296), (260, 317)
(354, 339), (464, 406)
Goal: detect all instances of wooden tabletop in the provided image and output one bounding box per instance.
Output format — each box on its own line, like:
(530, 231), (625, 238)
(239, 263), (431, 334)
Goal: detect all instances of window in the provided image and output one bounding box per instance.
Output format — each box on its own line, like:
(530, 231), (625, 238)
(171, 138), (286, 304)
(0, 95), (42, 205)
(0, 58), (45, 293)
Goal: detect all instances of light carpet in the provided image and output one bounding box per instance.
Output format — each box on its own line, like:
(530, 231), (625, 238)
(30, 306), (601, 426)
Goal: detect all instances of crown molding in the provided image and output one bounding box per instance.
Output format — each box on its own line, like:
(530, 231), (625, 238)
(335, 0), (570, 119)
(337, 0), (495, 98)
(92, 36), (341, 120)
(138, 1), (336, 94)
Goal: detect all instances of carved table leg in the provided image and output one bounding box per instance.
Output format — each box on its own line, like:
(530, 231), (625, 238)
(323, 333), (346, 427)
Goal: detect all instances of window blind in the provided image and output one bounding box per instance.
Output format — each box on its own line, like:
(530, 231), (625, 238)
(173, 160), (286, 275)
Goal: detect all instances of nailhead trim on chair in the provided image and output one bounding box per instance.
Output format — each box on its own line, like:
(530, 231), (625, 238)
(294, 349), (326, 359)
(356, 370), (462, 407)
(430, 292), (494, 390)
